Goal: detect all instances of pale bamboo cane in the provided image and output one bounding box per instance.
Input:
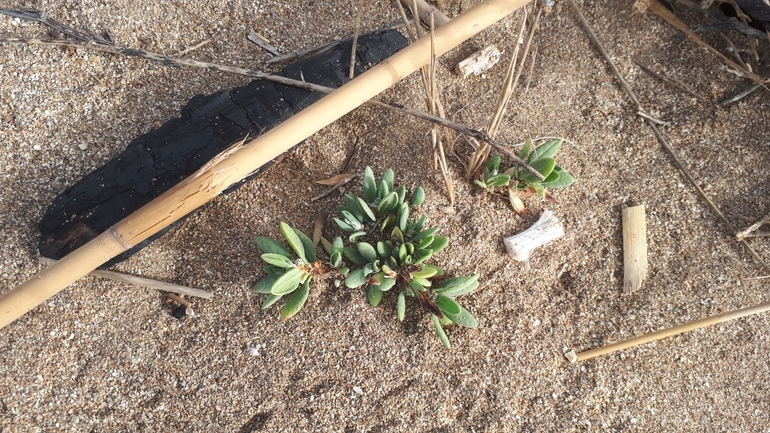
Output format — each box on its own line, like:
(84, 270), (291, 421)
(0, 0), (530, 329)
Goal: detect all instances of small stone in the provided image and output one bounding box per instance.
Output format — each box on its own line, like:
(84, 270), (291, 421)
(78, 143), (89, 150)
(353, 386), (364, 395)
(33, 144), (41, 151)
(249, 347), (259, 356)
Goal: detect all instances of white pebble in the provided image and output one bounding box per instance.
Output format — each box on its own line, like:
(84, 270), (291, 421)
(249, 347), (259, 356)
(78, 143), (89, 150)
(353, 386), (364, 395)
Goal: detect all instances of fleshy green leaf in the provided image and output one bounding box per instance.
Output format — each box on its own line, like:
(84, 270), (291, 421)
(443, 305), (478, 328)
(412, 266), (438, 279)
(362, 167), (377, 203)
(520, 158), (556, 183)
(330, 251), (342, 268)
(411, 186), (425, 207)
(378, 278), (396, 292)
(430, 236), (449, 253)
(519, 140), (532, 160)
(343, 247), (368, 265)
(332, 236), (344, 255)
(530, 139), (563, 161)
(376, 241), (392, 257)
(292, 228), (317, 263)
(261, 253), (294, 268)
(343, 194), (365, 222)
(421, 264), (444, 277)
(377, 179), (390, 199)
(435, 294), (461, 315)
(397, 291), (406, 321)
(270, 267), (305, 295)
(255, 237), (292, 258)
(367, 285), (383, 306)
(434, 274), (480, 297)
(357, 242), (377, 262)
(541, 165), (575, 189)
(349, 231), (367, 243)
(431, 314), (451, 349)
(333, 217), (355, 233)
(357, 197), (376, 222)
(474, 179), (488, 189)
(412, 249), (433, 265)
(379, 168), (395, 193)
(280, 279), (310, 320)
(377, 191), (400, 214)
(280, 222), (306, 262)
(486, 154), (501, 175)
(263, 265), (285, 275)
(345, 268), (369, 288)
(415, 236), (434, 250)
(254, 275), (279, 294)
(397, 203), (409, 232)
(412, 277), (431, 287)
(395, 185), (406, 205)
(412, 226), (438, 242)
(262, 293), (282, 309)
(391, 226), (404, 244)
(486, 174), (511, 188)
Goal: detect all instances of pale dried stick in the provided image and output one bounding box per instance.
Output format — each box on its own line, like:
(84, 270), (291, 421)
(429, 13), (455, 204)
(568, 300), (770, 362)
(349, 0), (365, 79)
(736, 212), (770, 240)
(39, 257), (214, 299)
(567, 0), (770, 273)
(634, 61), (706, 101)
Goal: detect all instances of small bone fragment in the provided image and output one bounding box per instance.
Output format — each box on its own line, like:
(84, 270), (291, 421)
(504, 210), (564, 262)
(455, 45), (501, 77)
(622, 204), (647, 293)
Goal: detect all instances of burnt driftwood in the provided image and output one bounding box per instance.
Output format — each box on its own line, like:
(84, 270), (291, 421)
(38, 30), (407, 261)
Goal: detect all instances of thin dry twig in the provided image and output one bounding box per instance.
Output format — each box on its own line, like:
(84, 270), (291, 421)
(634, 61), (706, 101)
(311, 174), (358, 202)
(524, 43), (538, 92)
(349, 0), (365, 79)
(0, 8), (112, 44)
(179, 39), (212, 56)
(247, 32), (280, 56)
(736, 212), (770, 240)
(719, 82), (762, 105)
(39, 257), (214, 299)
(567, 0), (770, 273)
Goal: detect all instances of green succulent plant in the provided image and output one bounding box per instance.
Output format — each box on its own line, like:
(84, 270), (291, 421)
(253, 222), (347, 320)
(475, 139), (575, 215)
(253, 167), (479, 348)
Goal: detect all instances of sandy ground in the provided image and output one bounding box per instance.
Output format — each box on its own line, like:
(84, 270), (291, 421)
(1, 0), (770, 432)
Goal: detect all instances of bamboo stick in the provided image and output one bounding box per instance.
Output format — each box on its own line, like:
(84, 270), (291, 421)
(400, 0), (451, 27)
(0, 0), (529, 330)
(569, 301), (770, 362)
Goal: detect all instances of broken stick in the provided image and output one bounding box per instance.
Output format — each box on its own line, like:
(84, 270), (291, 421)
(622, 204), (648, 293)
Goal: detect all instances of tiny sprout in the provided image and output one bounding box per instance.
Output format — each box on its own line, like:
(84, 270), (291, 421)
(475, 139), (575, 215)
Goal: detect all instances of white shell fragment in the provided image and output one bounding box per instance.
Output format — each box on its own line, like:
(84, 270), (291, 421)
(353, 386), (364, 395)
(455, 45), (501, 78)
(503, 210), (564, 262)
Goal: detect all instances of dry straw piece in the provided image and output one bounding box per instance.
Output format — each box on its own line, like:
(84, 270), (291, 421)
(0, 0), (530, 330)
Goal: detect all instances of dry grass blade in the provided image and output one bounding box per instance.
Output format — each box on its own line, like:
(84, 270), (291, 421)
(466, 5), (538, 180)
(736, 212), (770, 240)
(315, 173), (355, 185)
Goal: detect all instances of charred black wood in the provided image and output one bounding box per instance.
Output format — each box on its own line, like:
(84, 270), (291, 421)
(38, 30), (408, 261)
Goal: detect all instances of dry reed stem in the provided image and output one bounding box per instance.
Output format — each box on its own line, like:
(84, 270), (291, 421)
(570, 300), (770, 362)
